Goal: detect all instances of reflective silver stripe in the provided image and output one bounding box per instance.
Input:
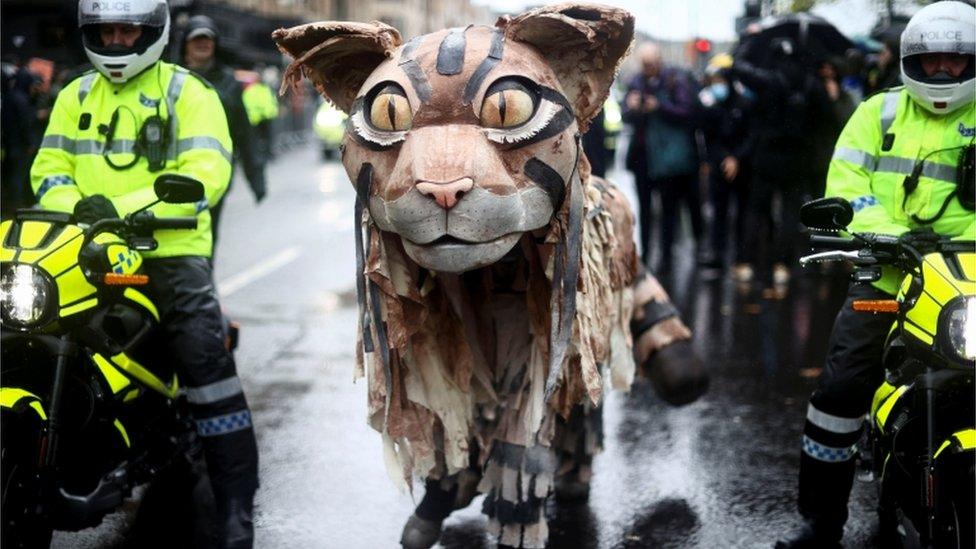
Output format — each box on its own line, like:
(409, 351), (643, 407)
(167, 70), (187, 104)
(40, 136), (107, 155)
(165, 69), (187, 161)
(876, 156), (957, 184)
(802, 435), (857, 463)
(807, 404), (864, 434)
(77, 73), (96, 104)
(104, 139), (137, 155)
(880, 90), (900, 136)
(40, 135), (77, 152)
(832, 147), (876, 170)
(921, 161), (957, 184)
(876, 155), (916, 176)
(185, 377), (243, 405)
(75, 139), (106, 154)
(177, 136), (232, 163)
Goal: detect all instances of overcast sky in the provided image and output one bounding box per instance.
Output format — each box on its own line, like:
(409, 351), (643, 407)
(472, 0), (893, 42)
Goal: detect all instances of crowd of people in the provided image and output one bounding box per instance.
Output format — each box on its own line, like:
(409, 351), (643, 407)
(607, 26), (903, 288)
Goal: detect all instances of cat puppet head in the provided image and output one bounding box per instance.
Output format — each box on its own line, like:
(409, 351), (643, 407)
(274, 4), (634, 274)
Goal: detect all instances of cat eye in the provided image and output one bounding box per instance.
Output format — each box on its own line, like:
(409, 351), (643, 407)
(480, 81), (537, 129)
(367, 84), (412, 132)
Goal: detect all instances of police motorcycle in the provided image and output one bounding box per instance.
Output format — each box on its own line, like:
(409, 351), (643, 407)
(800, 197), (975, 549)
(0, 175), (219, 546)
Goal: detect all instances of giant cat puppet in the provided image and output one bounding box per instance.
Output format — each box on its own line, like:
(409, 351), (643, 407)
(273, 4), (707, 548)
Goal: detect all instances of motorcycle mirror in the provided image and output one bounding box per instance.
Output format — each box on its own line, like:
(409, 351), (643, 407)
(154, 175), (205, 204)
(800, 197), (853, 231)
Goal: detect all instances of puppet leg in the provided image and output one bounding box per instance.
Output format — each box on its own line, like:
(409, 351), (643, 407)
(630, 268), (709, 406)
(401, 458), (482, 549)
(552, 402), (602, 502)
(480, 441), (555, 549)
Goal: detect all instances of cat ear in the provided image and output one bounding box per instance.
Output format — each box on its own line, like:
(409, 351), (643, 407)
(501, 4), (634, 131)
(273, 21), (402, 113)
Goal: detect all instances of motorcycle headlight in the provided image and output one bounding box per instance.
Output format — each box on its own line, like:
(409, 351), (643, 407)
(947, 296), (976, 362)
(1, 264), (55, 329)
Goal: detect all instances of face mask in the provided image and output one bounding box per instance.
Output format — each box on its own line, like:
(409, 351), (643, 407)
(710, 82), (729, 102)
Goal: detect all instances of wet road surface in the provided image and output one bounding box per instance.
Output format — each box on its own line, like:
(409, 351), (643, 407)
(53, 142), (879, 548)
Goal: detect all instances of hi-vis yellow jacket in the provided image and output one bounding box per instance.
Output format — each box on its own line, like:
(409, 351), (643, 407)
(826, 86), (976, 295)
(30, 62), (232, 258)
(242, 82), (279, 126)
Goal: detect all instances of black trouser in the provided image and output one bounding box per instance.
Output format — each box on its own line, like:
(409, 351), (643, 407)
(797, 284), (895, 540)
(143, 258), (259, 506)
(743, 172), (801, 282)
(632, 161), (657, 266)
(658, 173), (703, 266)
(708, 165), (749, 264)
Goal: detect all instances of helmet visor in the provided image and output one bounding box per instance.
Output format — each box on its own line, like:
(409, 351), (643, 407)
(78, 0), (168, 27)
(902, 53), (975, 85)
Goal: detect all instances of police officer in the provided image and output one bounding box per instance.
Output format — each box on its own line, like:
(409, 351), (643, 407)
(241, 73), (279, 160)
(777, 3), (975, 547)
(181, 15), (266, 252)
(30, 1), (259, 547)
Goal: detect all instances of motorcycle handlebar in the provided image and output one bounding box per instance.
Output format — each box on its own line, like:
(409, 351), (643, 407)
(149, 217), (198, 230)
(809, 234), (861, 250)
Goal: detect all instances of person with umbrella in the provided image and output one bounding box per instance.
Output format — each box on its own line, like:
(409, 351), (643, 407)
(777, 3), (975, 547)
(731, 13), (854, 286)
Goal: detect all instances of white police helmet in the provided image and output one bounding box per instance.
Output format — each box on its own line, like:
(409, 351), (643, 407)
(79, 0), (170, 84)
(900, 1), (975, 114)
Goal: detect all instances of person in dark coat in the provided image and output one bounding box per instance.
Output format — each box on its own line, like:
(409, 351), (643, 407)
(730, 37), (825, 285)
(582, 107), (609, 178)
(807, 58), (857, 200)
(1, 68), (41, 217)
(864, 37), (902, 97)
(623, 42), (703, 271)
(181, 15), (266, 253)
(698, 56), (755, 271)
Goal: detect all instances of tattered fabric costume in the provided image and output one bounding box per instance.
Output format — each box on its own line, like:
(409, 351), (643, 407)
(273, 4), (706, 547)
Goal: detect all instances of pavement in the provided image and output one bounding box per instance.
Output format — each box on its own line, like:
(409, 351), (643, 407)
(52, 142), (878, 549)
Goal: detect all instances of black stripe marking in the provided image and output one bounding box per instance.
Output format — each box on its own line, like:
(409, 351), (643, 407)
(400, 61), (432, 102)
(354, 163), (374, 353)
(523, 157), (565, 210)
(400, 36), (422, 60)
(398, 36), (432, 102)
(462, 29), (504, 105)
(356, 163), (373, 205)
(436, 27), (468, 76)
(506, 86), (575, 150)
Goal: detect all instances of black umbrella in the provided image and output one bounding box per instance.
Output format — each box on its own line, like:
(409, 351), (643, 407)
(736, 12), (856, 66)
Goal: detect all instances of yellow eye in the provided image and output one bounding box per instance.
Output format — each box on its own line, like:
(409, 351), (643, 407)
(480, 86), (535, 129)
(368, 86), (412, 131)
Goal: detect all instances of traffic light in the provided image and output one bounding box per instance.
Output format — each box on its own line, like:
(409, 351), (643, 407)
(694, 38), (712, 54)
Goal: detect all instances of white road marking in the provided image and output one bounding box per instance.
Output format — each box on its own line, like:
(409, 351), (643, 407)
(217, 246), (303, 297)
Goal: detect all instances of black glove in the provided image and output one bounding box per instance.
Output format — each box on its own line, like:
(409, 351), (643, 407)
(898, 227), (941, 255)
(74, 195), (119, 225)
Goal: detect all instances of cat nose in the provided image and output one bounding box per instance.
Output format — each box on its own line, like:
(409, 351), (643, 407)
(415, 177), (474, 210)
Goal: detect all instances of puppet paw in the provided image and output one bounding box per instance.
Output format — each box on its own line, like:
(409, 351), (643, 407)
(400, 513), (442, 549)
(645, 339), (709, 406)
